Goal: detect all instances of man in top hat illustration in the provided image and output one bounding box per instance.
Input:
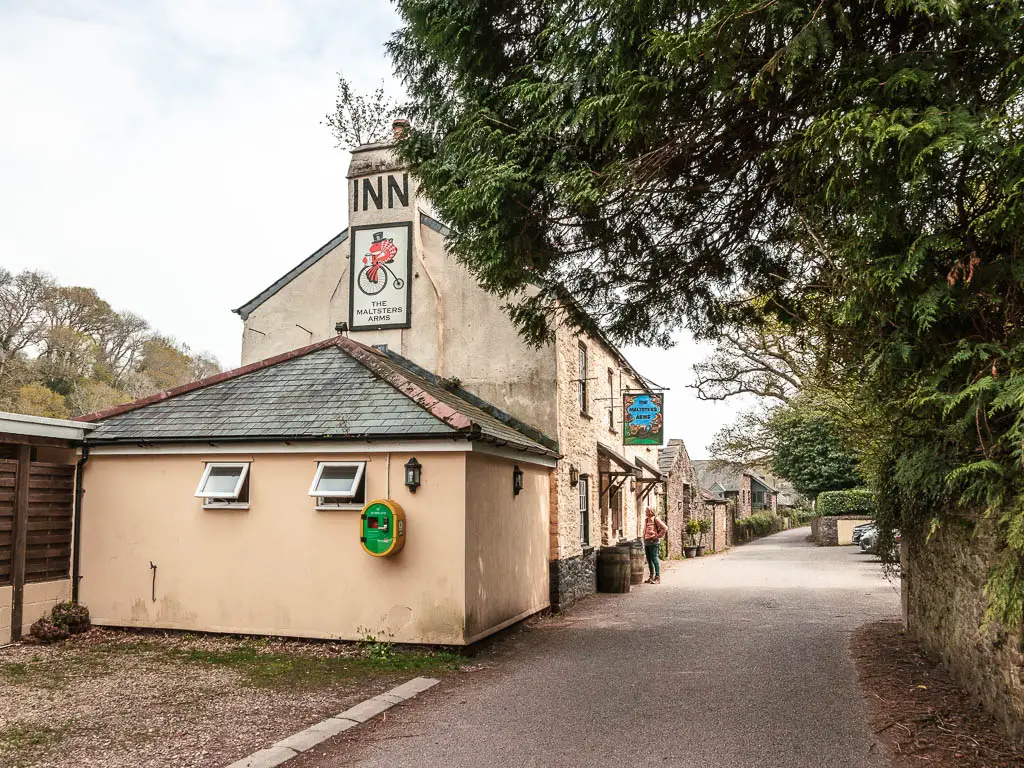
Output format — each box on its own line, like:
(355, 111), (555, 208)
(363, 231), (399, 283)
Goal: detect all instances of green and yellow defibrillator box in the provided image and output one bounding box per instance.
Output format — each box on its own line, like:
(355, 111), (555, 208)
(360, 499), (406, 557)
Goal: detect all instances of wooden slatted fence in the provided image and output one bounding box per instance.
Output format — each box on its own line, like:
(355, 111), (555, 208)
(26, 462), (74, 583)
(0, 459), (16, 586)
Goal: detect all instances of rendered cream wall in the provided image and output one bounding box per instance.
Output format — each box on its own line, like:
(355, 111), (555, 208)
(79, 451), (469, 644)
(837, 517), (874, 546)
(240, 143), (559, 438)
(0, 585), (10, 644)
(21, 580), (70, 634)
(240, 238), (350, 364)
(464, 453), (550, 641)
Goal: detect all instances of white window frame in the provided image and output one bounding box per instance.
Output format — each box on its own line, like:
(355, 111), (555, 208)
(308, 461), (366, 510)
(579, 475), (590, 545)
(578, 342), (589, 414)
(607, 368), (615, 432)
(195, 462), (250, 509)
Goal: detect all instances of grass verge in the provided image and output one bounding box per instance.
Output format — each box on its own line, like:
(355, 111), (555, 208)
(0, 720), (71, 767)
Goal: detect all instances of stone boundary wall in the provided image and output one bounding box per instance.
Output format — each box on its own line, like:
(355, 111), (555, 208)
(817, 516), (839, 545)
(549, 548), (597, 611)
(815, 516), (872, 546)
(905, 520), (1024, 745)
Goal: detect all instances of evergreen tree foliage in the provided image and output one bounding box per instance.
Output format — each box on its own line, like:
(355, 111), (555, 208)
(391, 1), (1024, 624)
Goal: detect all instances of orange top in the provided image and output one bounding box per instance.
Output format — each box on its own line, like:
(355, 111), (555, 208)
(643, 516), (667, 542)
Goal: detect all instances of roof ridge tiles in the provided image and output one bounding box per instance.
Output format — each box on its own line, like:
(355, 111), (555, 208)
(334, 337), (475, 432)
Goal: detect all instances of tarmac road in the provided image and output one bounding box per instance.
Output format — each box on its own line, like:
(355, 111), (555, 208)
(294, 527), (901, 768)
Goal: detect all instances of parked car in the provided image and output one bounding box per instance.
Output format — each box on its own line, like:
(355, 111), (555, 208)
(858, 526), (877, 552)
(859, 527), (901, 558)
(852, 522), (874, 545)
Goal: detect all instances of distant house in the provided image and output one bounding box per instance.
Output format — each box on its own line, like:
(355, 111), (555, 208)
(762, 474), (808, 510)
(692, 461), (778, 518)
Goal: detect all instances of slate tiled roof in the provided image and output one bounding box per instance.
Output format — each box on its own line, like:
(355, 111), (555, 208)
(692, 460), (778, 494)
(81, 337), (557, 456)
(692, 460), (743, 492)
(658, 439), (683, 474)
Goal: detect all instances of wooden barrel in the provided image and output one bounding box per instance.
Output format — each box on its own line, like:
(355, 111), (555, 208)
(597, 546), (631, 593)
(629, 540), (645, 585)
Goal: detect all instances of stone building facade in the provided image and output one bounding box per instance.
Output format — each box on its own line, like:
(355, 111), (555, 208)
(659, 439), (730, 556)
(233, 131), (663, 611)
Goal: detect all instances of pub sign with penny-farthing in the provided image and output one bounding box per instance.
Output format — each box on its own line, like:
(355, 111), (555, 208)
(349, 222), (412, 331)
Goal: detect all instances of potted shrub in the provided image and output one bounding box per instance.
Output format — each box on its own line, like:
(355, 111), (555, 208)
(696, 518), (712, 556)
(684, 519), (700, 558)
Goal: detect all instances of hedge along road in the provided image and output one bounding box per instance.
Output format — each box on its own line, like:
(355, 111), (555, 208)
(292, 527), (901, 768)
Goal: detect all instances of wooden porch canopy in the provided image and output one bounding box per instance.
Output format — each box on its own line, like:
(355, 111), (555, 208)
(634, 456), (666, 504)
(598, 442), (639, 502)
(0, 412), (93, 642)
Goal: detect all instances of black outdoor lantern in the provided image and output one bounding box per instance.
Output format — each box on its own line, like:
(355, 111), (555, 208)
(404, 457), (422, 493)
(512, 465), (524, 496)
(569, 464), (579, 487)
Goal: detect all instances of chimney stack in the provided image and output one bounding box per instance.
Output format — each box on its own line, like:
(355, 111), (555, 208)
(392, 118), (410, 142)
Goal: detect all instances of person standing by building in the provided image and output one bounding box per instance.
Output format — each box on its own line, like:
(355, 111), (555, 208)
(643, 506), (668, 584)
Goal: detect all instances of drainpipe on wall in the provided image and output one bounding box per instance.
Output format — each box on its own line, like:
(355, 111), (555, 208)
(71, 444), (89, 604)
(414, 206), (444, 375)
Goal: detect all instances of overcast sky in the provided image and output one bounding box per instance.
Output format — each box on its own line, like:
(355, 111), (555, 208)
(0, 0), (745, 457)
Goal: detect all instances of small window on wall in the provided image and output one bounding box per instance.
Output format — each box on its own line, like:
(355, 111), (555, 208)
(607, 369), (615, 432)
(578, 342), (589, 414)
(195, 462), (250, 509)
(309, 462), (366, 509)
(579, 475), (590, 545)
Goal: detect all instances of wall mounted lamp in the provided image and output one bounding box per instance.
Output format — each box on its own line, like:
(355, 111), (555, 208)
(404, 457), (422, 493)
(513, 465), (524, 496)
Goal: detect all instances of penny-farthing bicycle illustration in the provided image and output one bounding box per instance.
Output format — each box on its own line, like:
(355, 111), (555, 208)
(357, 231), (405, 296)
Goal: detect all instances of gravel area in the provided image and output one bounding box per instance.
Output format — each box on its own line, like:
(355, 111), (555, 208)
(0, 628), (462, 768)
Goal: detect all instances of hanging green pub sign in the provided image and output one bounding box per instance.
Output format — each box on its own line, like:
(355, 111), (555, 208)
(623, 392), (664, 446)
(360, 499), (406, 557)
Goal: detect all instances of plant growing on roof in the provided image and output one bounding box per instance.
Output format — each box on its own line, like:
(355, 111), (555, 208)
(325, 74), (402, 148)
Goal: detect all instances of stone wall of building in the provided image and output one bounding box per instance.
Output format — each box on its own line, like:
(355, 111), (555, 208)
(905, 519), (1024, 745)
(552, 322), (660, 562)
(708, 502), (730, 552)
(738, 474), (753, 517)
(661, 439), (709, 557)
(549, 548), (597, 611)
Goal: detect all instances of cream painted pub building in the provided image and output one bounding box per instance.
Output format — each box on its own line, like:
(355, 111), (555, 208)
(234, 132), (664, 609)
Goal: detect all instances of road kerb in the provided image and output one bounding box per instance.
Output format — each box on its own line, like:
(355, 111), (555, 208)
(224, 677), (440, 767)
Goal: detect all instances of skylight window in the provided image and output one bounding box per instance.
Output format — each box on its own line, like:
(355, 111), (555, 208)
(195, 462), (250, 508)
